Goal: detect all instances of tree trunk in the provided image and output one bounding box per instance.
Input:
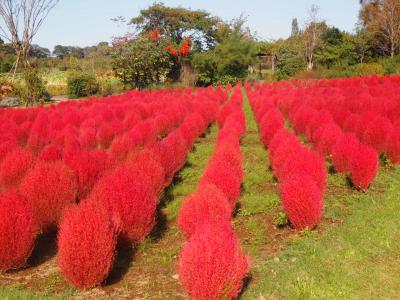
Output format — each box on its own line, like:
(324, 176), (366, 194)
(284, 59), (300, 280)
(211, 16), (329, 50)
(391, 42), (395, 58)
(307, 60), (313, 71)
(271, 55), (275, 72)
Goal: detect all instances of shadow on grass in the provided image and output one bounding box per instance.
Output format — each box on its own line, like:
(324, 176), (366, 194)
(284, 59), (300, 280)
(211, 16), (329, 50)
(106, 239), (135, 285)
(26, 231), (58, 269)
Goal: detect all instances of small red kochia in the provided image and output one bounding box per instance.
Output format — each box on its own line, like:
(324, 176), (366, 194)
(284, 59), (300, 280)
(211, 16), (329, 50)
(0, 147), (35, 189)
(20, 161), (78, 232)
(280, 174), (324, 230)
(200, 161), (241, 210)
(87, 166), (158, 244)
(0, 190), (36, 272)
(58, 201), (119, 290)
(178, 222), (250, 300)
(331, 133), (360, 173)
(350, 145), (379, 191)
(178, 184), (232, 240)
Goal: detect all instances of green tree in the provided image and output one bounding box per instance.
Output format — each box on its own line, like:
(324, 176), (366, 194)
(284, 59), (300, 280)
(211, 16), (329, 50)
(129, 2), (220, 49)
(291, 18), (300, 37)
(111, 36), (175, 89)
(192, 20), (258, 85)
(315, 27), (358, 68)
(275, 45), (306, 80)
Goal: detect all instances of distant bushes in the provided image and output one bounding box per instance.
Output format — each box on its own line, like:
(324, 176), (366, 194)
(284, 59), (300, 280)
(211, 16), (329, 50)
(67, 72), (99, 98)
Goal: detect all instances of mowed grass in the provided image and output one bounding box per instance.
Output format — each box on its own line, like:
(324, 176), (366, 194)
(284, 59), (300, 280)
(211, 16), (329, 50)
(240, 89), (400, 299)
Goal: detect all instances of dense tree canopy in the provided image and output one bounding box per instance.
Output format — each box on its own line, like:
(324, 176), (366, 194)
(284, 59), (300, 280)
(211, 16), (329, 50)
(129, 2), (220, 49)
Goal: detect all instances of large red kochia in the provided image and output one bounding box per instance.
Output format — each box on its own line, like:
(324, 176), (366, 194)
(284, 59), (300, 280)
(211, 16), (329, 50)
(178, 184), (232, 240)
(58, 201), (119, 290)
(178, 222), (249, 300)
(0, 190), (36, 272)
(87, 166), (158, 244)
(20, 161), (78, 232)
(279, 174), (323, 230)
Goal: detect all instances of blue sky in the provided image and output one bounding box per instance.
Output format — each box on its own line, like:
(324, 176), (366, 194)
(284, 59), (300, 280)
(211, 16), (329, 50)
(34, 0), (361, 51)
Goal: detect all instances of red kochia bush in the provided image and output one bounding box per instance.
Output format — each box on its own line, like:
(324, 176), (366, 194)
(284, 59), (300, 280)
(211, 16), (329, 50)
(88, 166), (158, 244)
(178, 184), (232, 240)
(0, 148), (35, 189)
(20, 161), (78, 232)
(350, 145), (379, 191)
(259, 110), (285, 147)
(280, 149), (327, 192)
(362, 116), (393, 154)
(0, 140), (17, 162)
(200, 161), (241, 210)
(178, 222), (249, 300)
(65, 151), (107, 200)
(280, 174), (323, 229)
(97, 123), (115, 149)
(58, 201), (118, 290)
(314, 123), (343, 156)
(39, 144), (63, 162)
(210, 143), (243, 181)
(331, 133), (360, 173)
(0, 191), (36, 271)
(126, 149), (166, 195)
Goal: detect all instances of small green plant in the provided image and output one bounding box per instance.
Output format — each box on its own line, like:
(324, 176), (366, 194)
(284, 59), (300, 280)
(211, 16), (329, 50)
(274, 212), (289, 227)
(67, 72), (99, 98)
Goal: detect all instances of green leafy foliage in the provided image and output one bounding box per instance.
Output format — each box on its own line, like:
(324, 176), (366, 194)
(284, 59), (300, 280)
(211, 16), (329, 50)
(192, 21), (258, 86)
(111, 36), (175, 89)
(129, 2), (219, 49)
(67, 72), (99, 98)
(275, 46), (306, 80)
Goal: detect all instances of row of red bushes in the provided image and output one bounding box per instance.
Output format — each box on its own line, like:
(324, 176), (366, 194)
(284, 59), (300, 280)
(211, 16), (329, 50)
(0, 87), (229, 289)
(247, 85), (326, 230)
(177, 85), (250, 300)
(250, 76), (398, 190)
(255, 76), (400, 165)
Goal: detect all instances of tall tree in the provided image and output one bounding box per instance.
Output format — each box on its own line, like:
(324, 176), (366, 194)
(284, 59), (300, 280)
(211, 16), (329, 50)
(291, 18), (300, 37)
(129, 2), (220, 49)
(360, 0), (400, 57)
(0, 0), (59, 73)
(302, 5), (325, 70)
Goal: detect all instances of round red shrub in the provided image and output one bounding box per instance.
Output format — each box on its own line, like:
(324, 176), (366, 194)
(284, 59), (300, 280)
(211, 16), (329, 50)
(314, 123), (343, 156)
(0, 147), (35, 189)
(259, 110), (285, 147)
(280, 149), (327, 192)
(88, 166), (158, 244)
(178, 222), (249, 300)
(126, 149), (166, 195)
(39, 144), (63, 162)
(178, 184), (232, 240)
(331, 133), (360, 173)
(58, 201), (118, 290)
(65, 151), (107, 201)
(20, 161), (78, 232)
(0, 140), (17, 163)
(211, 143), (243, 181)
(0, 191), (36, 271)
(362, 116), (393, 154)
(97, 123), (115, 149)
(200, 161), (241, 209)
(350, 145), (379, 191)
(280, 174), (323, 229)
(306, 110), (333, 141)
